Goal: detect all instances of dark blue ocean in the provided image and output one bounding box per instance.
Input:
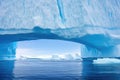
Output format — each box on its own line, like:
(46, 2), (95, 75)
(0, 59), (120, 80)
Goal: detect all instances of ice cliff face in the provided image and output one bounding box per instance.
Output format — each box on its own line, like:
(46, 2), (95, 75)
(0, 0), (120, 59)
(0, 0), (120, 28)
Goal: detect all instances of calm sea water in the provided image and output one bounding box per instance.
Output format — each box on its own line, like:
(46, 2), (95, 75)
(0, 59), (120, 80)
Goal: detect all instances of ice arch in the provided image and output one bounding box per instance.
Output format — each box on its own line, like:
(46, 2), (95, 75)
(0, 0), (120, 60)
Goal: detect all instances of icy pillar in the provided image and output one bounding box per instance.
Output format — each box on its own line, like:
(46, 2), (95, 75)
(0, 42), (17, 60)
(81, 45), (101, 58)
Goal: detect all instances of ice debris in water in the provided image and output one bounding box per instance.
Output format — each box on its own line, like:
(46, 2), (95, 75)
(93, 58), (120, 64)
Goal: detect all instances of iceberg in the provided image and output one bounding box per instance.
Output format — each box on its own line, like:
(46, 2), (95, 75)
(0, 0), (120, 60)
(16, 53), (81, 61)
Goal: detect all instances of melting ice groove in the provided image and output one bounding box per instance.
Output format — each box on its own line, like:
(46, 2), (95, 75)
(57, 0), (66, 23)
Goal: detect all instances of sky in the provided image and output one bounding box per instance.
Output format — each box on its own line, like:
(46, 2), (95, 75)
(16, 39), (81, 59)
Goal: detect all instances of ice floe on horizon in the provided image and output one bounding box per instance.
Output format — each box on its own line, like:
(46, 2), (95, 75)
(51, 53), (81, 61)
(16, 53), (81, 61)
(93, 58), (120, 64)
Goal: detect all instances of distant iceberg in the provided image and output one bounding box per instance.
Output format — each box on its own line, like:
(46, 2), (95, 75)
(16, 53), (81, 61)
(93, 58), (120, 64)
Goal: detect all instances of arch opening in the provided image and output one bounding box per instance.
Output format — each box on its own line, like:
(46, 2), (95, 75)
(16, 39), (82, 61)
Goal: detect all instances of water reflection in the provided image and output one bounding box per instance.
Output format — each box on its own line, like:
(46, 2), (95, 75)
(0, 60), (15, 80)
(82, 60), (120, 80)
(0, 60), (120, 80)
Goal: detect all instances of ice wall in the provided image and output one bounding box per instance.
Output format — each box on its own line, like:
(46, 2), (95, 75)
(0, 0), (84, 29)
(0, 0), (120, 29)
(0, 0), (120, 59)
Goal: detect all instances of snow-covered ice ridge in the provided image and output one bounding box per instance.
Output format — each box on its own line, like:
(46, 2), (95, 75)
(0, 0), (120, 59)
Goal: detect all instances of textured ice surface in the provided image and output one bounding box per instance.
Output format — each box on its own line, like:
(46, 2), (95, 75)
(0, 0), (120, 59)
(0, 0), (120, 29)
(0, 0), (119, 46)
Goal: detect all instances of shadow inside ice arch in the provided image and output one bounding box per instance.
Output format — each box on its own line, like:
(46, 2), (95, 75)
(16, 39), (82, 61)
